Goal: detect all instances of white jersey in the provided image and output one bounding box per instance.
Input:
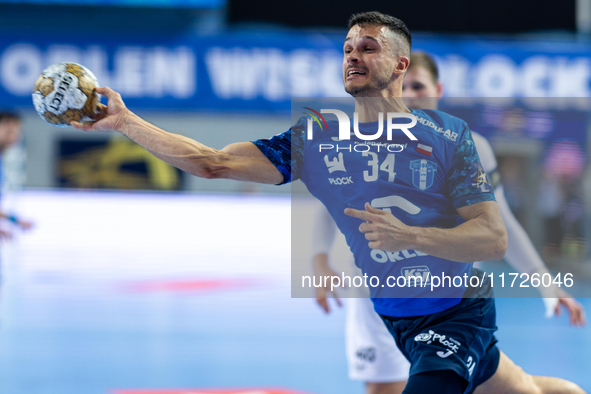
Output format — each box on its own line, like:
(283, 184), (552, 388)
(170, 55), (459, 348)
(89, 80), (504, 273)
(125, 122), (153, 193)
(471, 132), (497, 173)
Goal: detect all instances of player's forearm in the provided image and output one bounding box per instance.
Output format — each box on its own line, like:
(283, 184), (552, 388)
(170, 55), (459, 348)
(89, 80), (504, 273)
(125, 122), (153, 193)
(118, 111), (227, 179)
(310, 205), (338, 256)
(410, 213), (507, 263)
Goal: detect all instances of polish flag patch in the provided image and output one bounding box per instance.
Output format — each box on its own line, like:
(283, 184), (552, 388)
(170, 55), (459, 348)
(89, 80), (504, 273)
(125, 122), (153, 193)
(416, 143), (433, 156)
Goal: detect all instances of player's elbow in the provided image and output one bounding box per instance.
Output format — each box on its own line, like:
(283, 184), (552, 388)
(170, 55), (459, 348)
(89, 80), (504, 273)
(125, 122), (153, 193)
(476, 204), (508, 261)
(189, 151), (231, 179)
(194, 164), (228, 180)
(197, 166), (220, 179)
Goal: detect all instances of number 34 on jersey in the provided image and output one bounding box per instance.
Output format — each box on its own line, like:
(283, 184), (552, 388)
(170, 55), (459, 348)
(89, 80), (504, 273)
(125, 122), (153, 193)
(324, 150), (437, 192)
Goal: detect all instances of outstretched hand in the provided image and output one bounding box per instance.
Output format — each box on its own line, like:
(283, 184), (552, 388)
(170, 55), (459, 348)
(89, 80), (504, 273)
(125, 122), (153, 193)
(71, 87), (130, 132)
(314, 264), (344, 314)
(554, 288), (586, 326)
(312, 253), (344, 314)
(344, 202), (415, 252)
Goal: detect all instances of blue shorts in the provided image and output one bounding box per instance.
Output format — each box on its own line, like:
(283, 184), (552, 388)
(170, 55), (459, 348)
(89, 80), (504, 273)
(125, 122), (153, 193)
(380, 295), (500, 393)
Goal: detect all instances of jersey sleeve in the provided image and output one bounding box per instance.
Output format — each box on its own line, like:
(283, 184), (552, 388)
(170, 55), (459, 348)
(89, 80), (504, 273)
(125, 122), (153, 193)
(251, 117), (306, 185)
(446, 128), (496, 209)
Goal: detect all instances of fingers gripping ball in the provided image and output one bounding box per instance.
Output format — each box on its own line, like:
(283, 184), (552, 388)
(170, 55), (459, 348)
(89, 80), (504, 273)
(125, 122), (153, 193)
(32, 63), (100, 127)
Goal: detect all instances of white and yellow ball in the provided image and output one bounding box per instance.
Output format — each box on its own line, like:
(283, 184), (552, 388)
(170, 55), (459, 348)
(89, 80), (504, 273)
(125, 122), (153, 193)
(32, 62), (100, 127)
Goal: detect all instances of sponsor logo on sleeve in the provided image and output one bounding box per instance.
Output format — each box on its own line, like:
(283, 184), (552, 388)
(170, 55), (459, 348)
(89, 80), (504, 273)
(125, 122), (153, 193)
(469, 162), (492, 193)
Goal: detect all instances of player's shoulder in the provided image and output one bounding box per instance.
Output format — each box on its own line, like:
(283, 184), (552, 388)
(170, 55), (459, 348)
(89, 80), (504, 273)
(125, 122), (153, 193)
(287, 116), (309, 138)
(414, 108), (468, 129)
(272, 116), (307, 141)
(411, 108), (469, 144)
(292, 116), (307, 130)
(470, 131), (489, 148)
(470, 131), (498, 172)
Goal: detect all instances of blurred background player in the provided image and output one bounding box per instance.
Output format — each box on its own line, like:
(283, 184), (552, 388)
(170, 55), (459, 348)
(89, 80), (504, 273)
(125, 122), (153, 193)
(311, 51), (586, 394)
(0, 112), (33, 238)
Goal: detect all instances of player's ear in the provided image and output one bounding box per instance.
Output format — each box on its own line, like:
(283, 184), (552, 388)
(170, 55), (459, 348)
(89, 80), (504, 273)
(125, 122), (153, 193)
(395, 55), (410, 74)
(436, 81), (444, 98)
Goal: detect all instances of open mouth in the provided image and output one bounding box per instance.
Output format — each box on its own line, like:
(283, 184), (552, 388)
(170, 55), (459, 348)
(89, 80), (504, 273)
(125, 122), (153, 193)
(347, 68), (367, 78)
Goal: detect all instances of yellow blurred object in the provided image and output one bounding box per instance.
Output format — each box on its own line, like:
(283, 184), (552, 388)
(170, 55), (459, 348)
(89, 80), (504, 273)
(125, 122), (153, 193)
(59, 138), (180, 190)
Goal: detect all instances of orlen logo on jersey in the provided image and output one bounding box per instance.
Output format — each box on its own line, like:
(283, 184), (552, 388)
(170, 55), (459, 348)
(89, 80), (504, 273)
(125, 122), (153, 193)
(401, 265), (432, 286)
(305, 109), (418, 141)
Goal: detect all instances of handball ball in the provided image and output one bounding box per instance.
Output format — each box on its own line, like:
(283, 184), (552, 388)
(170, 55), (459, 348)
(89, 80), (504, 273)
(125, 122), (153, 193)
(32, 62), (100, 127)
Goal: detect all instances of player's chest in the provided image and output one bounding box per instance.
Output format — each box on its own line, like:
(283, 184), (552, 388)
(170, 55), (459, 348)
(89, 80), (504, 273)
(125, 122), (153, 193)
(304, 139), (445, 193)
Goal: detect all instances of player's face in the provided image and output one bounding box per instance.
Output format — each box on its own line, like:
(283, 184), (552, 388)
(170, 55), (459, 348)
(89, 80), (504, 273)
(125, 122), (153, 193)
(402, 66), (441, 98)
(343, 24), (401, 97)
(0, 119), (21, 152)
(402, 66), (442, 110)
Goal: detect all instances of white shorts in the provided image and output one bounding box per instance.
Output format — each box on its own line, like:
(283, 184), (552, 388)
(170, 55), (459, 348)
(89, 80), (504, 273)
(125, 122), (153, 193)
(346, 296), (410, 382)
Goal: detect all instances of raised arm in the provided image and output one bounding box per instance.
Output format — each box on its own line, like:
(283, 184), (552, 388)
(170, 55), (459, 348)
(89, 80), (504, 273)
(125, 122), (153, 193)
(72, 87), (283, 185)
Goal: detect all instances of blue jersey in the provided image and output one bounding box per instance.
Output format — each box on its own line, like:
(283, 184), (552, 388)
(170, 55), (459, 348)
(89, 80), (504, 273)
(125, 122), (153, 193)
(253, 109), (495, 317)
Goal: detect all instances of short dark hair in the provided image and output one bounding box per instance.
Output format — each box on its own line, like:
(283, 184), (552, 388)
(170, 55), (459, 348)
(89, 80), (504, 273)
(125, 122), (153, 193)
(409, 52), (439, 83)
(0, 112), (21, 123)
(348, 11), (412, 56)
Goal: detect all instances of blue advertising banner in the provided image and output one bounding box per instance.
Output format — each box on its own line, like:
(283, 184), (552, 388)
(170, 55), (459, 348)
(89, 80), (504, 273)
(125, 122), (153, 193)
(1, 30), (591, 112)
(0, 31), (345, 112)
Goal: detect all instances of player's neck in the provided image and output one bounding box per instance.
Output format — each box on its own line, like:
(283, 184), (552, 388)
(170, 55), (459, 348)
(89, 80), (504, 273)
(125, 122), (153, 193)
(353, 96), (409, 122)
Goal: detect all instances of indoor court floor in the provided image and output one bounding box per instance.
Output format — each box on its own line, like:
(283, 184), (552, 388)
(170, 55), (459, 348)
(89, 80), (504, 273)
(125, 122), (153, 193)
(0, 190), (589, 394)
